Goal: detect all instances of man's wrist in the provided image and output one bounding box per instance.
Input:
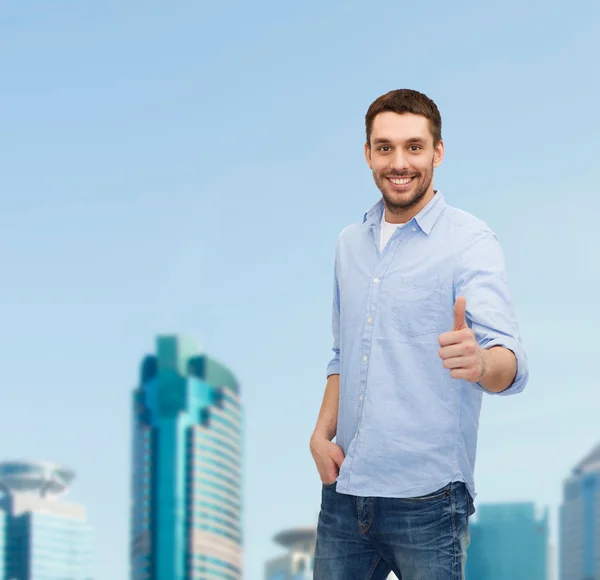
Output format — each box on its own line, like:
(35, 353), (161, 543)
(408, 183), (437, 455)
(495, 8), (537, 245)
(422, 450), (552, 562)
(477, 346), (517, 392)
(311, 427), (334, 443)
(477, 346), (489, 383)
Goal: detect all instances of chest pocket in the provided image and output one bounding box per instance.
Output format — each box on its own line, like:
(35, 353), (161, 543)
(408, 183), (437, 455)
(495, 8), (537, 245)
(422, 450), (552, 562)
(389, 277), (443, 341)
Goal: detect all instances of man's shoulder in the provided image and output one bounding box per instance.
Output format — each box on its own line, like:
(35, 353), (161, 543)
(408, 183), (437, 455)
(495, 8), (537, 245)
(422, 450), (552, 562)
(335, 220), (368, 246)
(338, 221), (364, 238)
(441, 203), (496, 242)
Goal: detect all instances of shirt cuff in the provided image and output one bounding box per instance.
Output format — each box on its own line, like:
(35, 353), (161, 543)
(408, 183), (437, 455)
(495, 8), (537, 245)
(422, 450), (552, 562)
(473, 337), (529, 396)
(326, 357), (340, 378)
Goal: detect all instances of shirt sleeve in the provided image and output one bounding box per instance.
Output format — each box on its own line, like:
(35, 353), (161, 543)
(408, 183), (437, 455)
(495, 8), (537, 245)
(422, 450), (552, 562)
(454, 228), (529, 396)
(326, 242), (341, 378)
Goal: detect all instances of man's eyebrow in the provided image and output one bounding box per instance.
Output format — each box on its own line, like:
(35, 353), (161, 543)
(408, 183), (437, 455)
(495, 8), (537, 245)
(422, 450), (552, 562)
(372, 137), (426, 145)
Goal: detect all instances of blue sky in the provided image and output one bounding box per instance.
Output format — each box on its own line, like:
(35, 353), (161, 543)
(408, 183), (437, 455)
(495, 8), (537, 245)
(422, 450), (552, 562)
(1, 1), (599, 578)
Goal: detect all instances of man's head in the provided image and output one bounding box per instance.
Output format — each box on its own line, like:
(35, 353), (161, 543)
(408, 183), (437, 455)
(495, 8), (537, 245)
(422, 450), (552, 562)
(364, 89), (444, 220)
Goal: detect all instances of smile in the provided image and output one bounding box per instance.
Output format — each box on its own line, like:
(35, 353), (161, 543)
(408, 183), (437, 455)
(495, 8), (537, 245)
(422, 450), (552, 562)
(387, 176), (415, 186)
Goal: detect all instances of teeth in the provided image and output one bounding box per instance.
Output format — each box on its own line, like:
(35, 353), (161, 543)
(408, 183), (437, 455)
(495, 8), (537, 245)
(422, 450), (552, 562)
(390, 177), (413, 185)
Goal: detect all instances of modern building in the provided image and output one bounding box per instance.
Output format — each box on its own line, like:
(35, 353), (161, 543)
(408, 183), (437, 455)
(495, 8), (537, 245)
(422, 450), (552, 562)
(0, 508), (6, 580)
(264, 525), (398, 580)
(265, 527), (316, 580)
(130, 335), (243, 580)
(548, 541), (557, 580)
(465, 502), (548, 580)
(559, 442), (600, 580)
(0, 460), (94, 580)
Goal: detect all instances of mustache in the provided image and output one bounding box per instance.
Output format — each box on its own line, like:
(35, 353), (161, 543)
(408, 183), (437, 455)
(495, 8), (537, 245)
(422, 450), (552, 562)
(384, 171), (419, 178)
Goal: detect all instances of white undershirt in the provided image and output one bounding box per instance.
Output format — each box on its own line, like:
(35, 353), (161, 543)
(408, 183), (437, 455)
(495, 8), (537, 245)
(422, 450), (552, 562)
(380, 213), (408, 252)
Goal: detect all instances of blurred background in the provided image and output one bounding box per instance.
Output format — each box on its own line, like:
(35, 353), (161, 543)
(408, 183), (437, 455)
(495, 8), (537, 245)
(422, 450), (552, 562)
(1, 0), (598, 579)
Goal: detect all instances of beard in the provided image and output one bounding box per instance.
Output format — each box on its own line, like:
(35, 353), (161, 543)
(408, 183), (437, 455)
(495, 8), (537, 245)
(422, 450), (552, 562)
(372, 160), (434, 213)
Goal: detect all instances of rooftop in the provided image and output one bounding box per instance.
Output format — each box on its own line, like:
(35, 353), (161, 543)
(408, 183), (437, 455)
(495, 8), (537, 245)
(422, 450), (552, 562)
(573, 443), (600, 475)
(272, 527), (317, 549)
(0, 461), (75, 498)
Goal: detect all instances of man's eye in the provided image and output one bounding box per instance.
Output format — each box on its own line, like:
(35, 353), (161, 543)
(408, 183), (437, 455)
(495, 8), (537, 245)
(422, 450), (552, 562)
(409, 145), (421, 151)
(379, 146), (391, 152)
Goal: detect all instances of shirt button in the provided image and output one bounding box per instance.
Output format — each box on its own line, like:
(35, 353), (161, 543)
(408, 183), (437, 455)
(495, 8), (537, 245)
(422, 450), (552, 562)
(362, 355), (368, 363)
(359, 395), (363, 401)
(412, 227), (416, 231)
(373, 277), (380, 284)
(367, 317), (373, 324)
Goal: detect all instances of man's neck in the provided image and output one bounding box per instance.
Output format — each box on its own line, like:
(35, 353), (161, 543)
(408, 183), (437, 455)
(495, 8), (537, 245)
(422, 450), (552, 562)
(383, 188), (436, 224)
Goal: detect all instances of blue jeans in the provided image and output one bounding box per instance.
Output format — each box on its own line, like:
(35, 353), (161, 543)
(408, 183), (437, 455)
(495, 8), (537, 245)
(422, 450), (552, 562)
(313, 481), (474, 580)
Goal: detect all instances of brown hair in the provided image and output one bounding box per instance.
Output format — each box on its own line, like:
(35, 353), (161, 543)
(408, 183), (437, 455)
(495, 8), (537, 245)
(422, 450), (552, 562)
(365, 89), (442, 146)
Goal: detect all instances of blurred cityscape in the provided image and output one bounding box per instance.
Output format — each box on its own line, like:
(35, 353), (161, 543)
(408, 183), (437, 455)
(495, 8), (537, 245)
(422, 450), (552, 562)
(0, 334), (597, 579)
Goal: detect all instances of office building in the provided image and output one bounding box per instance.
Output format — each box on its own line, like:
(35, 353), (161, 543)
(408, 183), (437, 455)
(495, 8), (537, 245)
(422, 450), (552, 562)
(0, 460), (94, 579)
(130, 335), (243, 580)
(548, 541), (557, 580)
(265, 527), (316, 580)
(560, 442), (600, 580)
(465, 502), (548, 580)
(264, 525), (397, 579)
(0, 508), (5, 580)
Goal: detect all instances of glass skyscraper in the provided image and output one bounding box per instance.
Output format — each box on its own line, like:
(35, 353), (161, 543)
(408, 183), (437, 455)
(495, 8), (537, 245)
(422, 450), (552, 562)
(130, 335), (243, 580)
(265, 527), (316, 580)
(0, 460), (94, 580)
(465, 502), (548, 580)
(0, 509), (5, 579)
(264, 526), (397, 580)
(560, 442), (600, 580)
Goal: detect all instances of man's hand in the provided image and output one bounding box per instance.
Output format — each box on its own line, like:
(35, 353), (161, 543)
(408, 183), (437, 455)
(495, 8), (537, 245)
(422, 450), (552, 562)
(438, 296), (486, 383)
(310, 433), (345, 485)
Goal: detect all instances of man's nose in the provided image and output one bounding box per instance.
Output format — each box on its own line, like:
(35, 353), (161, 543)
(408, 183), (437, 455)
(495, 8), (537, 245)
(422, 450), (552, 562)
(389, 149), (410, 172)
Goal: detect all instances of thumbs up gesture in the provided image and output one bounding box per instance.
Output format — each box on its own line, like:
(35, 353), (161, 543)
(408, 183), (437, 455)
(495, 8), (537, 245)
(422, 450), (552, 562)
(438, 296), (486, 382)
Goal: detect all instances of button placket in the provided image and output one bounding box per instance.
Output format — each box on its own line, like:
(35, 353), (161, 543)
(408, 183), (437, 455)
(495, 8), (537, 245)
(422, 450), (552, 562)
(355, 231), (405, 446)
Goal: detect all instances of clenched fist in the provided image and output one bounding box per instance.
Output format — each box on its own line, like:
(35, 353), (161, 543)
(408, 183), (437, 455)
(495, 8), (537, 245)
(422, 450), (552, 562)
(438, 296), (486, 383)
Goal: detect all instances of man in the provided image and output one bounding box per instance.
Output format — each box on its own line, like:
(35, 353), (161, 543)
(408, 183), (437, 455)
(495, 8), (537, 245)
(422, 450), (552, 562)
(310, 89), (528, 580)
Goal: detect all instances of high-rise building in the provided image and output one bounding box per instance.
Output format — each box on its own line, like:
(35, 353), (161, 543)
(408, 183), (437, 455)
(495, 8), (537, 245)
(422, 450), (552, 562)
(264, 524), (399, 580)
(265, 527), (316, 580)
(0, 508), (6, 579)
(0, 460), (94, 580)
(130, 335), (243, 580)
(465, 502), (548, 580)
(548, 541), (557, 580)
(559, 442), (600, 580)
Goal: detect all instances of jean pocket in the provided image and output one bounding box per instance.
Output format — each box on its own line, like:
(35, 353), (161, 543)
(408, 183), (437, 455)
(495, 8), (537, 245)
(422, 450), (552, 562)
(467, 491), (475, 519)
(390, 281), (442, 340)
(322, 480), (337, 488)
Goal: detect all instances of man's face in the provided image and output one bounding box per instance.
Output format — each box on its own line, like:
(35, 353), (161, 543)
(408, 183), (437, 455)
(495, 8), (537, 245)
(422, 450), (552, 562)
(365, 112), (444, 214)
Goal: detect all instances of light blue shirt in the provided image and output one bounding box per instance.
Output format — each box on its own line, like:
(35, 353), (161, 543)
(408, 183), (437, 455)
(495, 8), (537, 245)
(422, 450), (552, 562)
(327, 192), (528, 499)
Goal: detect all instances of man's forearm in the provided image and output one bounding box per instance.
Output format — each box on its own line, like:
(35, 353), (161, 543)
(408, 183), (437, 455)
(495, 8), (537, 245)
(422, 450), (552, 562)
(312, 373), (340, 441)
(479, 346), (518, 393)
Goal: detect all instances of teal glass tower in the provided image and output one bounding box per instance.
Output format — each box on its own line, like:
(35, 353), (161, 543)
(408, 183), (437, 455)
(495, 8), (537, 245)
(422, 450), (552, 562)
(0, 509), (5, 579)
(0, 460), (94, 580)
(560, 443), (600, 580)
(130, 335), (243, 580)
(465, 502), (548, 580)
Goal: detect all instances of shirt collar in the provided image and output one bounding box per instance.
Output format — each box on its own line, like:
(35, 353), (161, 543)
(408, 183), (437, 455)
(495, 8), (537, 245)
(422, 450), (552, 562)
(363, 190), (446, 236)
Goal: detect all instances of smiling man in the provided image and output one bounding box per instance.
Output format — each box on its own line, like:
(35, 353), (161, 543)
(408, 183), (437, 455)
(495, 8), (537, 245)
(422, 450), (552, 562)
(310, 89), (529, 580)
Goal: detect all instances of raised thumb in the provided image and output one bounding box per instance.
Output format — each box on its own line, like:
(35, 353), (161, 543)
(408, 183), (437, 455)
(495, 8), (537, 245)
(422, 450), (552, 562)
(453, 296), (468, 331)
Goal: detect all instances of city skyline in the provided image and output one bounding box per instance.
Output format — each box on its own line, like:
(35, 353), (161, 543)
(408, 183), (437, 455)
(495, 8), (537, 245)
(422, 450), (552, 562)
(0, 332), (596, 578)
(1, 1), (599, 578)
